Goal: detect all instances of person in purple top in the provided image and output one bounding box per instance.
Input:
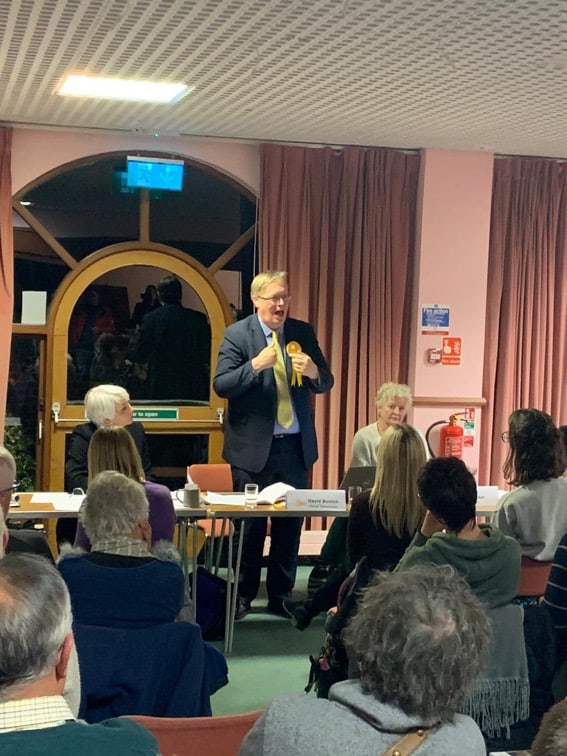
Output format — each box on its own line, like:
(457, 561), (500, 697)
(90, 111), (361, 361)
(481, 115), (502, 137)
(73, 425), (176, 550)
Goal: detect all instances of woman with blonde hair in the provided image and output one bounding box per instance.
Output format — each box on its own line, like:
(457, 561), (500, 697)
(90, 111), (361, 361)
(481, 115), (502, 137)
(350, 382), (423, 466)
(73, 425), (176, 550)
(347, 423), (427, 569)
(284, 423), (426, 629)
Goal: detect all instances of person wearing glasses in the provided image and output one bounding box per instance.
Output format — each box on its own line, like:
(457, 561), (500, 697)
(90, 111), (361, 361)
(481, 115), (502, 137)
(0, 446), (54, 561)
(495, 408), (567, 561)
(213, 270), (334, 618)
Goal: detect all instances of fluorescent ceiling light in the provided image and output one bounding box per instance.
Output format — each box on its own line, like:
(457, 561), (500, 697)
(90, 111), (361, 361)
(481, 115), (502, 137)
(58, 74), (190, 103)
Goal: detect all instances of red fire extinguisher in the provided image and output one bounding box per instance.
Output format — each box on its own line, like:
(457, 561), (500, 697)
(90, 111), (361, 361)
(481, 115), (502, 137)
(438, 415), (464, 458)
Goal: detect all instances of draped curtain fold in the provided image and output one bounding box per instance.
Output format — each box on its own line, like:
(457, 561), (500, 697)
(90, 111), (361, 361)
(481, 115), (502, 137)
(0, 127), (14, 440)
(259, 144), (419, 488)
(482, 157), (567, 488)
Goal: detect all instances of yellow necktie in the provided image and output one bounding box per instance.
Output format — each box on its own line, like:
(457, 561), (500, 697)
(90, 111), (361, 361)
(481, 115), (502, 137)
(272, 330), (293, 429)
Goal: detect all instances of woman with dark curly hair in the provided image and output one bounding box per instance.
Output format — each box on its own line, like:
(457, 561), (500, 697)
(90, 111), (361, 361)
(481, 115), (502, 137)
(494, 408), (567, 560)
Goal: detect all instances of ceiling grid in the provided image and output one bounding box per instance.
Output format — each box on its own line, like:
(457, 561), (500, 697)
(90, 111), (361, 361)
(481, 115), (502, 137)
(1, 0), (567, 155)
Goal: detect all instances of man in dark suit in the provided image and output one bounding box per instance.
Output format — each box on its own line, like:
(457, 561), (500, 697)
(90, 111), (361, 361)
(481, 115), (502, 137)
(0, 446), (54, 562)
(134, 274), (211, 401)
(213, 270), (334, 616)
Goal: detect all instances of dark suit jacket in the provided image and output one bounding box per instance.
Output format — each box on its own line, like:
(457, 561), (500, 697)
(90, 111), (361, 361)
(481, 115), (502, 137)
(213, 315), (333, 472)
(134, 303), (211, 400)
(65, 421), (152, 492)
(74, 621), (228, 722)
(6, 528), (55, 563)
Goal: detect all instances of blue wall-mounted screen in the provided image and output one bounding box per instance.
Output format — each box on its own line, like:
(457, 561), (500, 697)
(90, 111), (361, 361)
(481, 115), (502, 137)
(126, 156), (184, 191)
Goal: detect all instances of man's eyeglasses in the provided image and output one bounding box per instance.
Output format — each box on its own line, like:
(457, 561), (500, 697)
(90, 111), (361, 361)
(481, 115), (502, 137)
(256, 294), (291, 304)
(500, 432), (510, 443)
(0, 481), (20, 495)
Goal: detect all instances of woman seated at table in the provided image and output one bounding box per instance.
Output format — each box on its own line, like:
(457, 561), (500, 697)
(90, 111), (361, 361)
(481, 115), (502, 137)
(495, 408), (567, 560)
(61, 383), (153, 545)
(65, 384), (153, 492)
(59, 470), (184, 628)
(284, 423), (427, 629)
(350, 382), (426, 466)
(73, 425), (176, 550)
(397, 456), (521, 607)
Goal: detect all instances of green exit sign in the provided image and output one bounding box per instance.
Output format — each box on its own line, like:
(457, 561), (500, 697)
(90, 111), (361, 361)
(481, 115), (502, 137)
(132, 409), (179, 421)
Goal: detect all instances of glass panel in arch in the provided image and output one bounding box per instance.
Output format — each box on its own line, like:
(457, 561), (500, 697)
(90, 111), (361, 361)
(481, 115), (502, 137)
(149, 162), (257, 321)
(66, 266), (211, 405)
(6, 335), (42, 490)
(20, 157), (140, 262)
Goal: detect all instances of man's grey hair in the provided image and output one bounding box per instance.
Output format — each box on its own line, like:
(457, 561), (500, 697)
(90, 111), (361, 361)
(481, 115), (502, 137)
(84, 384), (130, 428)
(343, 564), (491, 723)
(81, 470), (149, 542)
(0, 447), (16, 477)
(0, 508), (6, 558)
(532, 698), (567, 755)
(0, 447), (17, 519)
(0, 553), (72, 700)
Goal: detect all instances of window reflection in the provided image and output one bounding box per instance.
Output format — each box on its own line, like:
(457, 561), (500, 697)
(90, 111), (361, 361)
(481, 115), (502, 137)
(67, 269), (211, 404)
(6, 336), (41, 490)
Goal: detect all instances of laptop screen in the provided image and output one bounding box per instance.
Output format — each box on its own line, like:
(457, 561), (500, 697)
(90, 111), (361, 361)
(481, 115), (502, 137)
(339, 466), (376, 491)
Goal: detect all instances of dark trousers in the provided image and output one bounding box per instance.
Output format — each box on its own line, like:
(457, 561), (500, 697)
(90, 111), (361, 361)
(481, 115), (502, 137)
(232, 434), (308, 605)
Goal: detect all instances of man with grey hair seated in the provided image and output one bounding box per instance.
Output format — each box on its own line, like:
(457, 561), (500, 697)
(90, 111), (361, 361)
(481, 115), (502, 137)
(0, 445), (53, 560)
(0, 553), (157, 754)
(58, 470), (184, 628)
(240, 565), (491, 755)
(0, 452), (80, 716)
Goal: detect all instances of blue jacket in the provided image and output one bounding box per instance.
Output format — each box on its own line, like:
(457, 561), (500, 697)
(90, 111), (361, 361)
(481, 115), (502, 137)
(213, 315), (333, 472)
(58, 552), (184, 629)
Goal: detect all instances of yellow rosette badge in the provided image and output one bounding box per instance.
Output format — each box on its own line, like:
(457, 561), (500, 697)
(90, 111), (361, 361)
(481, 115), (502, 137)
(286, 341), (303, 386)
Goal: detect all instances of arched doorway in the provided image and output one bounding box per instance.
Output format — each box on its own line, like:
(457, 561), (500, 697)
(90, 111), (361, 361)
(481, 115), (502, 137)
(44, 246), (232, 491)
(10, 150), (257, 490)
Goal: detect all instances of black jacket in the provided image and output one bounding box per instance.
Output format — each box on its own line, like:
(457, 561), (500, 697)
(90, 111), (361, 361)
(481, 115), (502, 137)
(65, 421), (152, 491)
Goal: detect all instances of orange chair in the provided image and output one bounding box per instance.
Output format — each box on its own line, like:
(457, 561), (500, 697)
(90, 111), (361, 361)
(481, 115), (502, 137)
(517, 556), (552, 596)
(128, 711), (262, 756)
(188, 464), (235, 570)
(188, 463), (233, 492)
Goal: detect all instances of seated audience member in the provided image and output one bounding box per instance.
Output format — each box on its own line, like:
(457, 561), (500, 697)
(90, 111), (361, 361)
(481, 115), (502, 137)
(0, 445), (53, 560)
(532, 699), (567, 756)
(240, 565), (491, 756)
(298, 381), (428, 613)
(542, 531), (567, 666)
(73, 426), (175, 550)
(350, 381), (421, 466)
(59, 471), (184, 629)
(62, 383), (152, 545)
(495, 408), (567, 560)
(65, 384), (152, 493)
(0, 503), (80, 717)
(284, 423), (426, 629)
(396, 456), (521, 607)
(0, 552), (157, 755)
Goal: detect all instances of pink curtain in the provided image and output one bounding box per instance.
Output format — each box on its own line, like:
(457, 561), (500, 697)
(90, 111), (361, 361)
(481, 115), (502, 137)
(0, 128), (14, 441)
(481, 157), (567, 488)
(259, 144), (419, 489)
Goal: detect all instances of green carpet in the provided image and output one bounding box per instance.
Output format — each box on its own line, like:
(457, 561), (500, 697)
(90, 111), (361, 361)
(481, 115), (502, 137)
(210, 566), (325, 715)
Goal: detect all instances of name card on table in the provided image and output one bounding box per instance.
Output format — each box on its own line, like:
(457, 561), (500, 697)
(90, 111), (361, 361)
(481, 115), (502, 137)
(286, 489), (346, 512)
(476, 486), (500, 508)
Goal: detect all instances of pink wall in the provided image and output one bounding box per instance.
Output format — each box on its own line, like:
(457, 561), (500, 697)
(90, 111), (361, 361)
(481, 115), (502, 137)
(11, 129), (260, 196)
(409, 149), (494, 478)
